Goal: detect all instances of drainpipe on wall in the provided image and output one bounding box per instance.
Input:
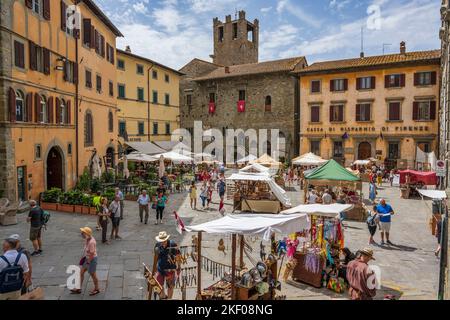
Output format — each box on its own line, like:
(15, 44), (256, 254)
(75, 24), (80, 181)
(147, 64), (154, 142)
(294, 76), (301, 158)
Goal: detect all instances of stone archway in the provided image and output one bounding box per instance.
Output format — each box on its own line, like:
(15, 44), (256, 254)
(46, 146), (64, 190)
(358, 142), (372, 160)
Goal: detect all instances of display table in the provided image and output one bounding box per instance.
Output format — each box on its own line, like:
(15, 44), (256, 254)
(241, 200), (281, 214)
(292, 252), (324, 288)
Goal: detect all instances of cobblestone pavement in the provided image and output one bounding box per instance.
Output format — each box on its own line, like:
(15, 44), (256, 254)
(0, 181), (441, 300)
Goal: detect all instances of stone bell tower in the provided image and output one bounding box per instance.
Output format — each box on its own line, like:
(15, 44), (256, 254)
(210, 10), (259, 66)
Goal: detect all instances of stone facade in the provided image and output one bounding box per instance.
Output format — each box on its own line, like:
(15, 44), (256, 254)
(440, 0), (450, 187)
(180, 61), (301, 162)
(211, 11), (259, 67)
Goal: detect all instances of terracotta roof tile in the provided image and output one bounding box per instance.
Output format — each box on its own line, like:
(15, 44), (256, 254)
(194, 57), (307, 81)
(296, 50), (440, 74)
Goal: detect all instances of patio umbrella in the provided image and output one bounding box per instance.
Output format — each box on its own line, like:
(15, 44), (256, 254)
(159, 155), (165, 179)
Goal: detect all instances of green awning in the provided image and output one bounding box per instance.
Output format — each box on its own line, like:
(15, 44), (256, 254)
(305, 159), (360, 182)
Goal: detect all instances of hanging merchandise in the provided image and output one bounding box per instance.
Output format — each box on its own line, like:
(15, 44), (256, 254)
(286, 237), (299, 259)
(304, 249), (323, 274)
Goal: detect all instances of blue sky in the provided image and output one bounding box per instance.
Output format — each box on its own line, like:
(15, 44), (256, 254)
(96, 0), (441, 70)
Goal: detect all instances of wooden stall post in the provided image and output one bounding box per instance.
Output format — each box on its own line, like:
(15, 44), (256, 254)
(231, 234), (237, 300)
(239, 235), (244, 269)
(196, 232), (202, 300)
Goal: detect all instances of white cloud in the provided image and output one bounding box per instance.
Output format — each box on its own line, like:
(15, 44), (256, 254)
(187, 0), (246, 13)
(276, 0), (322, 28)
(261, 7), (273, 14)
(283, 0), (440, 62)
(329, 0), (352, 11)
(260, 24), (300, 60)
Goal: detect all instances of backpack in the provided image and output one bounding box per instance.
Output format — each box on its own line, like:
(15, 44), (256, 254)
(0, 253), (24, 293)
(41, 209), (50, 225)
(367, 213), (378, 227)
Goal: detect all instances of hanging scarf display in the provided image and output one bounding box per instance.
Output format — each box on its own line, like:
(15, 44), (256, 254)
(304, 249), (322, 274)
(286, 238), (299, 259)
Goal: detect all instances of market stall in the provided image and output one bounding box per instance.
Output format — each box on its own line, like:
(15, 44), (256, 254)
(251, 154), (283, 168)
(304, 160), (364, 221)
(237, 155), (258, 166)
(184, 213), (311, 300)
(352, 159), (375, 182)
(292, 153), (327, 167)
(399, 170), (438, 199)
(281, 204), (352, 290)
(227, 170), (292, 214)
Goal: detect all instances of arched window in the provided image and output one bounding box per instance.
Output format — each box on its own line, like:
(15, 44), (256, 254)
(40, 95), (47, 123)
(60, 99), (66, 124)
(85, 111), (94, 146)
(15, 90), (25, 122)
(108, 111), (113, 132)
(265, 95), (272, 112)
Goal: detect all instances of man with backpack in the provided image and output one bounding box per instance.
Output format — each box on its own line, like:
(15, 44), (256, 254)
(0, 235), (29, 300)
(27, 200), (45, 256)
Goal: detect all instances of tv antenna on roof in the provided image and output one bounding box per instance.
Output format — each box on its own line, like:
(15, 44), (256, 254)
(383, 43), (392, 55)
(360, 26), (365, 58)
(235, 8), (238, 20)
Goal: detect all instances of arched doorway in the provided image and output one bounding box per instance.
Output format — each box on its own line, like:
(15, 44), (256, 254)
(106, 147), (115, 169)
(47, 147), (63, 190)
(358, 142), (372, 160)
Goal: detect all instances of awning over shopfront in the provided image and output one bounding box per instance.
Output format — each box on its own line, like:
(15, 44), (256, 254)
(154, 151), (194, 164)
(417, 189), (447, 200)
(184, 213), (310, 240)
(125, 142), (166, 155)
(122, 152), (157, 163)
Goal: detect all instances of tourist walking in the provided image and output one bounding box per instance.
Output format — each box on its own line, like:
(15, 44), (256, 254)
(346, 248), (377, 300)
(307, 190), (318, 204)
(99, 198), (110, 244)
(376, 199), (395, 245)
(0, 235), (30, 300)
(206, 181), (213, 208)
(199, 182), (208, 209)
(376, 169), (383, 187)
(369, 181), (377, 203)
(154, 231), (179, 300)
(217, 175), (226, 201)
(70, 227), (100, 296)
(189, 182), (197, 210)
(389, 170), (395, 187)
(137, 190), (150, 224)
(93, 191), (102, 231)
(27, 200), (44, 256)
(115, 187), (125, 220)
(366, 205), (380, 245)
(154, 191), (168, 225)
(109, 196), (122, 240)
(13, 235), (32, 294)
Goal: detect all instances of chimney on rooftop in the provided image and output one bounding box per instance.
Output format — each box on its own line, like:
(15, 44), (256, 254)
(400, 41), (406, 54)
(360, 52), (365, 58)
(125, 45), (131, 53)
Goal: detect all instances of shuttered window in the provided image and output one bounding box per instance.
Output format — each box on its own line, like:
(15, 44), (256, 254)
(109, 81), (114, 97)
(356, 103), (371, 122)
(330, 79), (347, 92)
(42, 0), (50, 20)
(165, 93), (170, 106)
(414, 72), (437, 86)
(138, 122), (145, 135)
(108, 111), (114, 132)
(330, 105), (344, 122)
(14, 41), (25, 69)
(388, 102), (401, 121)
(356, 77), (376, 90)
(385, 74), (405, 88)
(118, 84), (126, 98)
(153, 122), (158, 135)
(14, 90), (25, 122)
(310, 105), (320, 123)
(413, 101), (436, 121)
(83, 19), (91, 46)
(85, 112), (94, 146)
(165, 123), (171, 135)
(137, 88), (145, 101)
(96, 74), (102, 93)
(85, 70), (92, 88)
(152, 91), (158, 103)
(311, 80), (321, 93)
(61, 1), (67, 31)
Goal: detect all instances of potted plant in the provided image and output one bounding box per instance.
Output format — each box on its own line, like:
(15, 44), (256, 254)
(71, 190), (84, 214)
(59, 191), (75, 213)
(41, 188), (62, 211)
(81, 194), (92, 215)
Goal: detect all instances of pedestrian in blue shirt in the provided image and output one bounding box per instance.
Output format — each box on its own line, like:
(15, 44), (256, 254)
(137, 190), (150, 224)
(376, 199), (395, 245)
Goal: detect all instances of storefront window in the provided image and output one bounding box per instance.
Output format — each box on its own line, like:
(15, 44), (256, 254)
(310, 141), (320, 156)
(333, 141), (343, 158)
(388, 143), (400, 159)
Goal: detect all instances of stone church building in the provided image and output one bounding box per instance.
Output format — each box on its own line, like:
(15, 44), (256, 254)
(179, 11), (307, 162)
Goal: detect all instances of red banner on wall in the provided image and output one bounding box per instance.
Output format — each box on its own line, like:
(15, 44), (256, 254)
(209, 102), (216, 114)
(237, 100), (245, 113)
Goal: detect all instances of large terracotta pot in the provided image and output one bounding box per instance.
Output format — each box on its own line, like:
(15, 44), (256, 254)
(59, 204), (74, 213)
(41, 202), (58, 211)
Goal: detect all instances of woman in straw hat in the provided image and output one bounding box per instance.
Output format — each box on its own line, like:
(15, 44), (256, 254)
(154, 231), (179, 299)
(70, 227), (100, 296)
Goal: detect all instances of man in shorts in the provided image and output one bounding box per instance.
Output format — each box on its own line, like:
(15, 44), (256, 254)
(109, 195), (122, 240)
(154, 231), (179, 299)
(376, 199), (395, 245)
(27, 200), (43, 256)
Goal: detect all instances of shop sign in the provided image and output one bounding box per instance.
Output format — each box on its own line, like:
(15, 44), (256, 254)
(436, 160), (446, 177)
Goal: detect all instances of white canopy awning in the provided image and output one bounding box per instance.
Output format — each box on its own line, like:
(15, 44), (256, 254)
(227, 173), (291, 207)
(154, 151), (194, 164)
(240, 163), (270, 174)
(125, 142), (166, 155)
(184, 213), (310, 241)
(237, 154), (258, 164)
(353, 160), (371, 166)
(122, 152), (157, 163)
(292, 153), (328, 166)
(417, 189), (448, 200)
(281, 203), (354, 218)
